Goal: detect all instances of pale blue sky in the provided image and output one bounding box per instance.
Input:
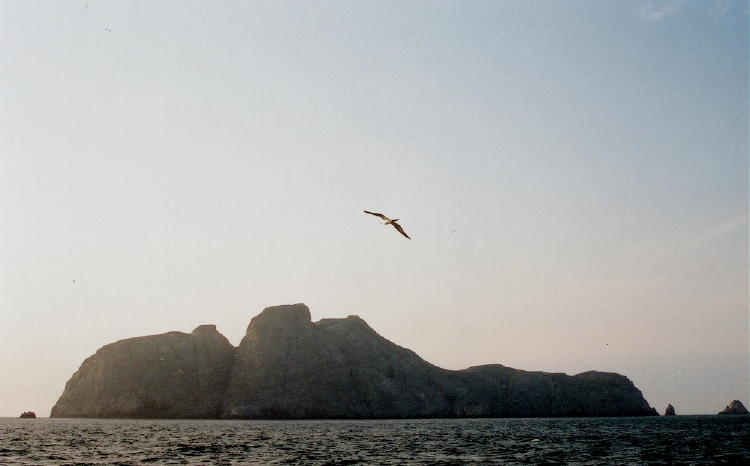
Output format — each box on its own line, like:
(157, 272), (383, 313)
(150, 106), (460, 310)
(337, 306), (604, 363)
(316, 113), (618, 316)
(1, 0), (747, 416)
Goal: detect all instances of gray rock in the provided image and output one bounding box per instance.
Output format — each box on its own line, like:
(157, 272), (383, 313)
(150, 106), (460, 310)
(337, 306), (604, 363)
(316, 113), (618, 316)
(718, 400), (749, 415)
(52, 303), (658, 419)
(223, 304), (657, 418)
(51, 324), (235, 418)
(223, 304), (456, 418)
(665, 404), (675, 415)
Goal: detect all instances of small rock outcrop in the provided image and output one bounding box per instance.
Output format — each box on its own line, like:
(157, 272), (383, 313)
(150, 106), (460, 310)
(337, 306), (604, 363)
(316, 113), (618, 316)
(718, 400), (749, 415)
(19, 411), (36, 418)
(664, 404), (675, 415)
(52, 303), (658, 419)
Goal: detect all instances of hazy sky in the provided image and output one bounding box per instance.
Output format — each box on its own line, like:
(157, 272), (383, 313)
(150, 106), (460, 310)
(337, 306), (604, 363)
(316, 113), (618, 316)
(1, 0), (747, 416)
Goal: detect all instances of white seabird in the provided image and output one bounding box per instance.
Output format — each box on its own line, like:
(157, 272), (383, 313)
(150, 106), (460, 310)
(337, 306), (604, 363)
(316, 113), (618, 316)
(363, 210), (411, 239)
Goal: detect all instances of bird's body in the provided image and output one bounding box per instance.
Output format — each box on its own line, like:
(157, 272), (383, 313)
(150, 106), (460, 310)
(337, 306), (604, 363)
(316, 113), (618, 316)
(364, 210), (411, 239)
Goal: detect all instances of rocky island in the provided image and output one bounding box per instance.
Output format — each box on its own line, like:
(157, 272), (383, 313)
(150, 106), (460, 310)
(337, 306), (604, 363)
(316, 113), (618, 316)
(51, 303), (658, 419)
(19, 411), (36, 419)
(718, 400), (749, 415)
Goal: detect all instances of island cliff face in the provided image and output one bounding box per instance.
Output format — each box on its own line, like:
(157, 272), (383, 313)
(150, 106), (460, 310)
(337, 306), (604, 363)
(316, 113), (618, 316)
(52, 304), (657, 419)
(51, 325), (234, 418)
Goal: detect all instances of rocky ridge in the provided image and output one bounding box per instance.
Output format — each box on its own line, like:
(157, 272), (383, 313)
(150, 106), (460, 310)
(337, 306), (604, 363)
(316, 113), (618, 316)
(52, 304), (658, 419)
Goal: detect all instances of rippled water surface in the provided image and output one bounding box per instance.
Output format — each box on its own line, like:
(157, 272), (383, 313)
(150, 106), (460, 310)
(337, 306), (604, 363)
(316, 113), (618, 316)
(1, 416), (748, 464)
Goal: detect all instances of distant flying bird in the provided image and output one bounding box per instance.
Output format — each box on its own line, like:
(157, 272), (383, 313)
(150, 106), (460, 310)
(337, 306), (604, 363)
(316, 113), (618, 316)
(363, 210), (411, 239)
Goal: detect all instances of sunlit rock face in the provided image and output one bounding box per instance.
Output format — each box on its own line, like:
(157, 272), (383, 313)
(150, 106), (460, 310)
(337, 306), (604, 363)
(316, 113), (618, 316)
(50, 325), (235, 418)
(52, 303), (658, 419)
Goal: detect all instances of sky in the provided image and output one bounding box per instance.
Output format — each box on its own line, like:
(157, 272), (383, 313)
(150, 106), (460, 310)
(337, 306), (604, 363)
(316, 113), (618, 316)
(0, 0), (747, 416)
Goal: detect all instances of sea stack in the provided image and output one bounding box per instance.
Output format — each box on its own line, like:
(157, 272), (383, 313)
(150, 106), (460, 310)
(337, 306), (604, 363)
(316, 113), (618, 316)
(51, 303), (658, 419)
(718, 400), (749, 415)
(19, 411), (36, 418)
(664, 404), (675, 416)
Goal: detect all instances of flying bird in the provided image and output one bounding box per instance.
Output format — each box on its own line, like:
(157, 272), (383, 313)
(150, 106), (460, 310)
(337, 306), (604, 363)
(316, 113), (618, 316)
(364, 210), (411, 239)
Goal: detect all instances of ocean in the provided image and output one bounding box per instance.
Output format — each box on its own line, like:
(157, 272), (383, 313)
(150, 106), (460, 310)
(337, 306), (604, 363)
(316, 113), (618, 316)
(1, 415), (748, 464)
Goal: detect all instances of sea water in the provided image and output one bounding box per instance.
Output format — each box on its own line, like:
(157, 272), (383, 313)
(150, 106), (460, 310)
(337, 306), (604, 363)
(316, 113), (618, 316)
(1, 415), (748, 464)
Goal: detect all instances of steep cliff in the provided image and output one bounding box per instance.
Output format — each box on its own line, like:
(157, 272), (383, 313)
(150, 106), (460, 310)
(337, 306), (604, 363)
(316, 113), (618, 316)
(52, 303), (657, 419)
(223, 304), (458, 418)
(50, 325), (235, 418)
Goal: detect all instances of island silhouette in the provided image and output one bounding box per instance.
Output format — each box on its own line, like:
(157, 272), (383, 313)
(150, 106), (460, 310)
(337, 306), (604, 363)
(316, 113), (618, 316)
(51, 303), (658, 419)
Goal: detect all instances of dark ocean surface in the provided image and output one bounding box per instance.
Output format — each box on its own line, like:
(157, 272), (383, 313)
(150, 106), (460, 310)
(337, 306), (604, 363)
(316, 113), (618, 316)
(1, 415), (748, 465)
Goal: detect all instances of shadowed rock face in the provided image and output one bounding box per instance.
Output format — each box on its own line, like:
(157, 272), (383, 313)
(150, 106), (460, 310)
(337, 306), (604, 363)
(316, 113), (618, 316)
(223, 304), (458, 418)
(52, 304), (657, 419)
(718, 400), (749, 415)
(665, 404), (676, 415)
(50, 325), (235, 418)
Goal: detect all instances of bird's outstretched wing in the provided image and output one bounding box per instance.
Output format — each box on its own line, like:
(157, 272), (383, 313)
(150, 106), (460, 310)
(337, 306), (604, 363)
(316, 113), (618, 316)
(364, 210), (388, 220)
(392, 222), (411, 239)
